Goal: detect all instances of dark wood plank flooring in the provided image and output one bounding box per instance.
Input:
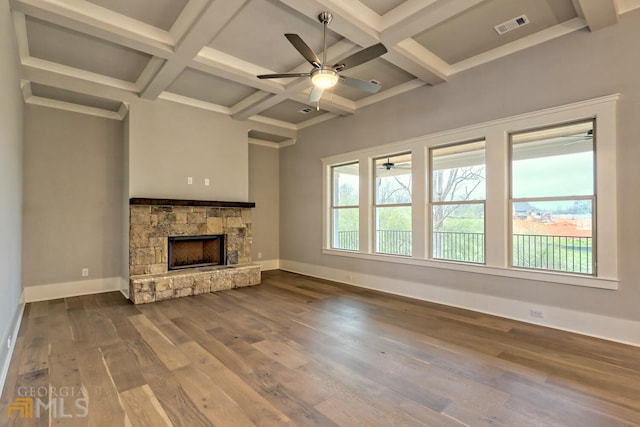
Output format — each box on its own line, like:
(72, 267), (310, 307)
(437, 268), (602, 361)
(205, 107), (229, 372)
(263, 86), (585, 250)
(1, 270), (639, 426)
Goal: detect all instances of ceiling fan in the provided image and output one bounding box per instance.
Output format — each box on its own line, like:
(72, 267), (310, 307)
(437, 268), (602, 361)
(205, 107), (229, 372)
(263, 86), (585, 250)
(379, 157), (411, 171)
(257, 12), (387, 103)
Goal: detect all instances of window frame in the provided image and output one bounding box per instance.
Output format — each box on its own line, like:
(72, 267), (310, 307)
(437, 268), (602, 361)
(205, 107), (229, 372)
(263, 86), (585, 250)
(429, 140), (487, 264)
(372, 152), (413, 256)
(508, 119), (597, 275)
(320, 94), (619, 290)
(330, 162), (360, 251)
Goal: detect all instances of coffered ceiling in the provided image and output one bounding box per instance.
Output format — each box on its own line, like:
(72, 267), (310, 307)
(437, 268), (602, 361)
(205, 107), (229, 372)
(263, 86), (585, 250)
(9, 0), (638, 142)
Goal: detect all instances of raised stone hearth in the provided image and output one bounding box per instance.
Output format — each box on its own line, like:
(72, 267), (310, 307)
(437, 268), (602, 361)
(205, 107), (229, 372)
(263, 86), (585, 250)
(129, 198), (260, 304)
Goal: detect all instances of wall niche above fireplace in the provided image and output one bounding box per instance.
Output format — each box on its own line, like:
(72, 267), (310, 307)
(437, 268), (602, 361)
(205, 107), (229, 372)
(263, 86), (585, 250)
(168, 234), (225, 270)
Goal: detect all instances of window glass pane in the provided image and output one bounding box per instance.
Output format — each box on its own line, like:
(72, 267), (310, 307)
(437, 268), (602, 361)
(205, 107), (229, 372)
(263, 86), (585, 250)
(512, 122), (594, 198)
(375, 206), (411, 256)
(333, 163), (359, 206)
(375, 154), (411, 205)
(432, 141), (486, 202)
(432, 203), (484, 263)
(512, 199), (593, 274)
(332, 208), (359, 250)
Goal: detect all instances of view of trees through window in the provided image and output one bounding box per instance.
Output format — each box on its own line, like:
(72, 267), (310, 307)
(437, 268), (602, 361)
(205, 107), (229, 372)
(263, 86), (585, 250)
(510, 120), (595, 274)
(431, 141), (486, 263)
(374, 154), (412, 256)
(331, 163), (359, 250)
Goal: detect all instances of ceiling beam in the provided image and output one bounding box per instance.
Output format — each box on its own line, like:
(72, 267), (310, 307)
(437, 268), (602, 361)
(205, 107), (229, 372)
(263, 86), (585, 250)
(140, 0), (249, 99)
(192, 47), (285, 93)
(21, 57), (139, 102)
(571, 0), (618, 31)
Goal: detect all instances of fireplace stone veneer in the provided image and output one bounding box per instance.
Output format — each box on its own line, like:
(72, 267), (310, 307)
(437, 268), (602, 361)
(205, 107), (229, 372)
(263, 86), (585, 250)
(128, 199), (260, 304)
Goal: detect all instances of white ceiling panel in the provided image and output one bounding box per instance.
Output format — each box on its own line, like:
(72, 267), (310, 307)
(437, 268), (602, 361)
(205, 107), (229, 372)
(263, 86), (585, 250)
(260, 99), (328, 124)
(413, 0), (578, 64)
(26, 16), (151, 83)
(168, 68), (258, 107)
(359, 0), (407, 16)
(209, 0), (342, 73)
(86, 0), (188, 31)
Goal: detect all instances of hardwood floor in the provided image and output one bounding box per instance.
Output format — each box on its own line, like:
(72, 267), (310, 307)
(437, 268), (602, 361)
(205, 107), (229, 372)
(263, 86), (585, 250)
(2, 270), (639, 426)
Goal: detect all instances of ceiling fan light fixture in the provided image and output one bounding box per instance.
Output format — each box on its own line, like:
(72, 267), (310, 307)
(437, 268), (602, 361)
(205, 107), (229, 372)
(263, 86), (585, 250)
(311, 69), (338, 89)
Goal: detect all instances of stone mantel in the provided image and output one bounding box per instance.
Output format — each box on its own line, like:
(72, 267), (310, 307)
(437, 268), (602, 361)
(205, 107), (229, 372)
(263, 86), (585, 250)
(130, 198), (255, 208)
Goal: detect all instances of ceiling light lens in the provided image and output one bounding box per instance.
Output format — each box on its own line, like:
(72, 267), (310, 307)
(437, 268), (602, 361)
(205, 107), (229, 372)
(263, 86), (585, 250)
(311, 70), (338, 89)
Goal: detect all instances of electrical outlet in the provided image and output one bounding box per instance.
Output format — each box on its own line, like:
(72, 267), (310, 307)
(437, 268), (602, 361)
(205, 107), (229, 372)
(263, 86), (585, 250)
(7, 336), (11, 349)
(257, 252), (262, 259)
(530, 308), (544, 319)
(204, 178), (210, 186)
(82, 268), (89, 277)
(187, 176), (193, 185)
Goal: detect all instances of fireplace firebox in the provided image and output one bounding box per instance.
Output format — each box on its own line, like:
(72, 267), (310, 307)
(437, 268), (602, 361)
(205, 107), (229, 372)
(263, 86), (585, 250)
(168, 234), (225, 270)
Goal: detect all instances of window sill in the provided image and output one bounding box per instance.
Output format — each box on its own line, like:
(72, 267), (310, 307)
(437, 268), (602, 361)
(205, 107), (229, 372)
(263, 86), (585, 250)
(322, 248), (618, 290)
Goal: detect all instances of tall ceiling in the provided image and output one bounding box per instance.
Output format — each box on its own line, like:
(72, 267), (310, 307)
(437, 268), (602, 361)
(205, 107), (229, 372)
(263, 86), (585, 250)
(9, 0), (637, 143)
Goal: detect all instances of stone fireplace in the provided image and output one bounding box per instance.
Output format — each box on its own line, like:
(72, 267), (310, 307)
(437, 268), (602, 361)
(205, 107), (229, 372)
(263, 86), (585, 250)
(128, 198), (260, 304)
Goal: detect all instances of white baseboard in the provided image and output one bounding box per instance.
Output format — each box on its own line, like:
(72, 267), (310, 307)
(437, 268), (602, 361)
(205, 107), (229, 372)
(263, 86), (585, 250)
(0, 291), (25, 399)
(255, 259), (280, 271)
(23, 277), (125, 303)
(280, 260), (640, 347)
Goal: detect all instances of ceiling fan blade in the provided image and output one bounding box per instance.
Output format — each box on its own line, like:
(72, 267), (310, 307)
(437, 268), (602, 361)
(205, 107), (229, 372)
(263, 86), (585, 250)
(333, 43), (387, 71)
(285, 34), (321, 66)
(309, 85), (324, 103)
(257, 73), (310, 79)
(340, 76), (382, 94)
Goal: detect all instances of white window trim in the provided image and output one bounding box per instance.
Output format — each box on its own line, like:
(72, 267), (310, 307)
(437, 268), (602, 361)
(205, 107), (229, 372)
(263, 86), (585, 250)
(321, 94), (619, 290)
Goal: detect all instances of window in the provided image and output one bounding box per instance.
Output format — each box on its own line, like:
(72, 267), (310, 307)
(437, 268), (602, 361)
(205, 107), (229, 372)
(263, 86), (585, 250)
(430, 141), (486, 263)
(374, 153), (412, 256)
(331, 163), (360, 250)
(322, 95), (617, 289)
(510, 120), (595, 274)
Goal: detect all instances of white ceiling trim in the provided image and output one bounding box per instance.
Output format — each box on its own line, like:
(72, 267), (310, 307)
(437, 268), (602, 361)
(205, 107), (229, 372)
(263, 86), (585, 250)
(169, 0), (210, 42)
(11, 11), (29, 61)
(141, 0), (250, 99)
(392, 39), (449, 80)
(21, 79), (32, 99)
(10, 0), (174, 57)
(617, 0), (640, 13)
(297, 112), (338, 130)
(449, 17), (588, 75)
(572, 0), (618, 31)
(355, 78), (426, 109)
(26, 95), (124, 120)
(248, 137), (297, 149)
(158, 91), (231, 115)
(194, 47), (285, 93)
(22, 56), (139, 93)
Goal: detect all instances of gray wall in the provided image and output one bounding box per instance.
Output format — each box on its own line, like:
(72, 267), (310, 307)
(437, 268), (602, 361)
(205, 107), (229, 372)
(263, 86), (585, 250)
(128, 98), (249, 202)
(280, 10), (640, 323)
(0, 0), (24, 389)
(23, 105), (124, 287)
(249, 144), (280, 263)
